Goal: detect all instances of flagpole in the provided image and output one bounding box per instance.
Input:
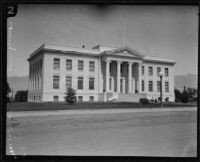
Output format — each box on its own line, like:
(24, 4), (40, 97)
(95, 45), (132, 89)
(123, 16), (126, 47)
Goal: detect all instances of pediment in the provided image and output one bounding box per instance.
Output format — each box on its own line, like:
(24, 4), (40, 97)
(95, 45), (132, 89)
(101, 47), (144, 59)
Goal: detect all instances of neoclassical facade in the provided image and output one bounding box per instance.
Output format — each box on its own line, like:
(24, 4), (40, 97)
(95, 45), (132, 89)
(27, 44), (175, 102)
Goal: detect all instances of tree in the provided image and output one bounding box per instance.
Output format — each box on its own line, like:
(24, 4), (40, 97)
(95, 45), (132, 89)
(7, 82), (11, 102)
(65, 88), (76, 104)
(181, 87), (189, 103)
(174, 89), (181, 102)
(7, 82), (11, 96)
(14, 90), (28, 102)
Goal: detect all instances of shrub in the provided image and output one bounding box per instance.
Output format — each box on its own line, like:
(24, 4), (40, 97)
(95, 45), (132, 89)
(65, 88), (76, 104)
(165, 97), (169, 102)
(175, 98), (181, 103)
(150, 99), (154, 103)
(139, 98), (149, 105)
(14, 90), (28, 102)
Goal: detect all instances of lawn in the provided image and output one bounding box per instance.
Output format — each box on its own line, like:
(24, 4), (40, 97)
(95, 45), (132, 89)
(6, 102), (197, 112)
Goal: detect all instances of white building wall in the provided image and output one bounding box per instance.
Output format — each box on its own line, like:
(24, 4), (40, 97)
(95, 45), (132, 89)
(28, 52), (44, 102)
(141, 61), (175, 101)
(28, 46), (175, 103)
(42, 52), (100, 102)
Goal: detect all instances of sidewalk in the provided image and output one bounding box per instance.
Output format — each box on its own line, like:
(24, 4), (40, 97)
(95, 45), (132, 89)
(7, 107), (197, 118)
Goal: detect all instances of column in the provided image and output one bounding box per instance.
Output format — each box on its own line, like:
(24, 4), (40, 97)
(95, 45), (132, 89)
(28, 78), (30, 91)
(31, 77), (32, 90)
(35, 75), (37, 90)
(37, 74), (39, 90)
(117, 61), (121, 92)
(39, 74), (41, 90)
(128, 62), (133, 93)
(138, 63), (142, 93)
(105, 60), (111, 92)
(34, 76), (36, 90)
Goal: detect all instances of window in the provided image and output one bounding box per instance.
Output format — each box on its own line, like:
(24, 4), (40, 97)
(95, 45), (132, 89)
(89, 96), (94, 102)
(53, 58), (60, 70)
(157, 67), (161, 76)
(142, 80), (145, 91)
(78, 77), (83, 89)
(66, 59), (72, 70)
(149, 81), (153, 92)
(165, 82), (169, 92)
(165, 68), (169, 77)
(53, 96), (59, 102)
(78, 60), (84, 70)
(53, 75), (59, 89)
(66, 76), (72, 90)
(78, 96), (83, 102)
(157, 81), (161, 92)
(149, 67), (153, 76)
(142, 66), (145, 75)
(89, 77), (94, 90)
(89, 61), (95, 72)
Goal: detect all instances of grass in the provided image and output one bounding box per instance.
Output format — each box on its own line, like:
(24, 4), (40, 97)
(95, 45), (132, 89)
(6, 102), (197, 112)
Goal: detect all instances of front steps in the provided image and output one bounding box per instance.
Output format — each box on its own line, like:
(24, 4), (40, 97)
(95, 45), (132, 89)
(113, 93), (147, 102)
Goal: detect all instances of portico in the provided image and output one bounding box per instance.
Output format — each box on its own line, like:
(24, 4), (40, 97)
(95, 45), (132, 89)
(103, 59), (142, 94)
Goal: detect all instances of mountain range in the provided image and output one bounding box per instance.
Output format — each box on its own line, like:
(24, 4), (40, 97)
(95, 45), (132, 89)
(174, 73), (197, 91)
(7, 73), (197, 93)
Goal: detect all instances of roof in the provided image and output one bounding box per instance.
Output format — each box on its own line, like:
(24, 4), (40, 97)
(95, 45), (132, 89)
(45, 44), (100, 55)
(27, 44), (100, 61)
(101, 46), (145, 58)
(27, 44), (176, 65)
(144, 56), (176, 64)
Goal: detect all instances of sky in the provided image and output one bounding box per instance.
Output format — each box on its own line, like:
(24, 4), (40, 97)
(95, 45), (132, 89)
(7, 5), (198, 77)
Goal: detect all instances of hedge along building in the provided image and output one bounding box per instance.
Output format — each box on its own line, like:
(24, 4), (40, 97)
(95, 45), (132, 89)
(27, 44), (175, 102)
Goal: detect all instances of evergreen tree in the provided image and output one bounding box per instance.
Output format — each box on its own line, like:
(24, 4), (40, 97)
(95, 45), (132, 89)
(65, 88), (76, 104)
(174, 89), (181, 102)
(181, 87), (189, 103)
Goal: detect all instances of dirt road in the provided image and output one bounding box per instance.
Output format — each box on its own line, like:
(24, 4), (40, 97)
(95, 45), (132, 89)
(6, 108), (197, 156)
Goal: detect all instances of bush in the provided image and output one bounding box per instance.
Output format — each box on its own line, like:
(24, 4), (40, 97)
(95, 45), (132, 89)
(139, 98), (149, 105)
(165, 97), (169, 102)
(150, 99), (154, 103)
(175, 98), (181, 103)
(65, 88), (76, 104)
(14, 90), (28, 102)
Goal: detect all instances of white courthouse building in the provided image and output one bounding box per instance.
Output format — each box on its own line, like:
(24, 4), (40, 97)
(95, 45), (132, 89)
(27, 44), (175, 102)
